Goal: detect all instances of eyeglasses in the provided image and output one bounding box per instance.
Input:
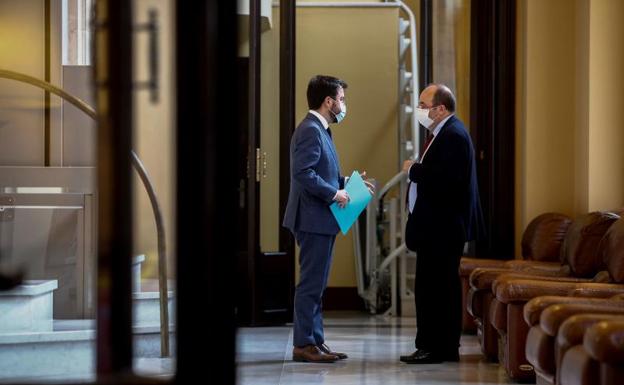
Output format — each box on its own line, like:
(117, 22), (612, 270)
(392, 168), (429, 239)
(417, 102), (440, 109)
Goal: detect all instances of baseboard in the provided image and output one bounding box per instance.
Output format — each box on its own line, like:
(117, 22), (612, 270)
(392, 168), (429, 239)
(322, 287), (365, 311)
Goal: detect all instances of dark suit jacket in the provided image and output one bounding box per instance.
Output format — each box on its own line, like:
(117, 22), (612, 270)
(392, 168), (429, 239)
(405, 115), (485, 250)
(283, 113), (345, 235)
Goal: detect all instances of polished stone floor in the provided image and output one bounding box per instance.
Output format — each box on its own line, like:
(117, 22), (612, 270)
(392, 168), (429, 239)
(236, 311), (511, 385)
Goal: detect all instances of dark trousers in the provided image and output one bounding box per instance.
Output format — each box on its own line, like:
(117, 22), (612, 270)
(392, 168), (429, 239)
(293, 231), (336, 347)
(414, 239), (464, 353)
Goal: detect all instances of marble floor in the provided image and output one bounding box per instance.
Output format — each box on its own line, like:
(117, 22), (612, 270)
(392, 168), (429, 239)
(236, 311), (512, 385)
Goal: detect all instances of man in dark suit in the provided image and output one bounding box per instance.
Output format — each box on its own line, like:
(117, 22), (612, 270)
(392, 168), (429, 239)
(400, 84), (484, 364)
(283, 75), (372, 363)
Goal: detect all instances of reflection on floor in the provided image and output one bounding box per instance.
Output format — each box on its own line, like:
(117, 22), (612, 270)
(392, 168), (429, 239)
(237, 311), (511, 385)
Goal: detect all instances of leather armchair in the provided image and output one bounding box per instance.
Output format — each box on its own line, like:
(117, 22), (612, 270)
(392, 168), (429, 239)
(525, 298), (624, 385)
(460, 213), (571, 333)
(467, 211), (612, 364)
(468, 267), (574, 362)
(555, 314), (624, 385)
(559, 318), (624, 385)
(521, 218), (624, 384)
(488, 211), (619, 381)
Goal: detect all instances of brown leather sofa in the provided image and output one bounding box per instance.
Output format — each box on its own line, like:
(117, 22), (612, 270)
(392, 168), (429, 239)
(488, 211), (619, 381)
(555, 314), (624, 385)
(559, 318), (624, 385)
(521, 217), (624, 384)
(525, 296), (624, 385)
(460, 213), (571, 333)
(466, 211), (608, 363)
(468, 265), (574, 362)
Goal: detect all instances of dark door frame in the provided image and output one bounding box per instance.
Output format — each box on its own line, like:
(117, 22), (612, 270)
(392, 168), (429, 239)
(247, 0), (262, 325)
(419, 0), (433, 149)
(176, 0), (237, 383)
(237, 0), (295, 327)
(278, 0), (296, 322)
(470, 0), (516, 259)
(94, 0), (134, 375)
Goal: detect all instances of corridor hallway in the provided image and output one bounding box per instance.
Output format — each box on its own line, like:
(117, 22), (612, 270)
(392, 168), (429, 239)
(237, 312), (510, 385)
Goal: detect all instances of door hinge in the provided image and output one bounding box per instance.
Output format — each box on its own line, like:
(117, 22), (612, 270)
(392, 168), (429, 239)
(255, 148), (261, 182)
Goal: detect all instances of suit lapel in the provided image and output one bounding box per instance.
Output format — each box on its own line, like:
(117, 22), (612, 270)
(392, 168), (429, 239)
(421, 115), (456, 164)
(307, 113), (340, 168)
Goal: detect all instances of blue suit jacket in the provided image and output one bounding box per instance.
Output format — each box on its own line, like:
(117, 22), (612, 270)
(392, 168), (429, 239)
(283, 113), (345, 235)
(405, 115), (485, 250)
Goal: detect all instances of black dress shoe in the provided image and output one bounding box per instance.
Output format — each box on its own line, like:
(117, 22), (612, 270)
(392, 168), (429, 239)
(443, 351), (460, 362)
(318, 343), (348, 360)
(400, 349), (459, 364)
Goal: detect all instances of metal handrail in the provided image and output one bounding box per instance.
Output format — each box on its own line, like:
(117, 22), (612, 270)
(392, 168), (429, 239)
(377, 243), (407, 274)
(0, 69), (170, 357)
(377, 170), (406, 199)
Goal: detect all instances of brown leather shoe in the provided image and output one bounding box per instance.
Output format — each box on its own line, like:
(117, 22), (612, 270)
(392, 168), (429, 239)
(292, 345), (338, 363)
(318, 343), (348, 360)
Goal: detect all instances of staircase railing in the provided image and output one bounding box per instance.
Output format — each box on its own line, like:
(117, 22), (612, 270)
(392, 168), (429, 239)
(354, 0), (420, 315)
(0, 68), (170, 357)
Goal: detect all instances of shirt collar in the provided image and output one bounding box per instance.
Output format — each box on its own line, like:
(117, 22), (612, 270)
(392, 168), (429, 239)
(309, 110), (330, 130)
(429, 114), (453, 137)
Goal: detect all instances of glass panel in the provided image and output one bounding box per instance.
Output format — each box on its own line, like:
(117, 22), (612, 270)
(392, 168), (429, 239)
(131, 0), (176, 378)
(0, 0), (180, 380)
(0, 0), (97, 381)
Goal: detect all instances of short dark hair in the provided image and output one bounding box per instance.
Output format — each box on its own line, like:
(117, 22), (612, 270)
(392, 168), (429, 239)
(306, 75), (348, 110)
(432, 84), (456, 113)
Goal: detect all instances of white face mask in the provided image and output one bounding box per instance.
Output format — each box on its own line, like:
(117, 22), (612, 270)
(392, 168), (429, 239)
(330, 99), (347, 124)
(415, 107), (434, 128)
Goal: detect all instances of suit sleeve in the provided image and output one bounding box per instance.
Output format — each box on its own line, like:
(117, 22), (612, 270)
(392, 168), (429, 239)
(408, 132), (470, 190)
(292, 127), (338, 203)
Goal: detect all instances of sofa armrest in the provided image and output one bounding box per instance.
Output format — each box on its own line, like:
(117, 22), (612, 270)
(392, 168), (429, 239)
(584, 319), (624, 364)
(568, 283), (624, 298)
(493, 274), (592, 296)
(557, 314), (624, 353)
(469, 268), (517, 290)
(459, 257), (508, 277)
(470, 267), (571, 292)
(540, 303), (624, 337)
(466, 287), (483, 318)
(495, 278), (577, 304)
(505, 259), (563, 272)
(522, 295), (619, 326)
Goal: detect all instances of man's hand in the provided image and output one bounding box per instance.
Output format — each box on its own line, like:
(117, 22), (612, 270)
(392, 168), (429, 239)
(360, 171), (375, 196)
(334, 189), (350, 208)
(402, 160), (416, 174)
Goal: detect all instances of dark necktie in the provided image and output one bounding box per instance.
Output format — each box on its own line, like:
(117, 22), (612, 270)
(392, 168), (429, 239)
(422, 131), (434, 155)
(327, 127), (332, 139)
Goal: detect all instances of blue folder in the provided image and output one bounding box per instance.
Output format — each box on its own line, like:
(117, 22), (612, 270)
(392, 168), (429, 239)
(330, 171), (373, 235)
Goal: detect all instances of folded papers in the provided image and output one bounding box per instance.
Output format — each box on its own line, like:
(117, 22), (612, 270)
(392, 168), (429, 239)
(330, 171), (373, 235)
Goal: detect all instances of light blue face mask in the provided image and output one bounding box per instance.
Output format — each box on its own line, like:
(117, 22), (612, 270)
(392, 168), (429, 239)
(331, 99), (347, 124)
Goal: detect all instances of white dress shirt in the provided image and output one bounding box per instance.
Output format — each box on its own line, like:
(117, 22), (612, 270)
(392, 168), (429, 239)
(408, 114), (454, 213)
(309, 110), (330, 130)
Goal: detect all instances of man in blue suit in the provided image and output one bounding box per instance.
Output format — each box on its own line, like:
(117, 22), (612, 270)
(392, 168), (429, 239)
(400, 84), (484, 364)
(283, 75), (371, 363)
